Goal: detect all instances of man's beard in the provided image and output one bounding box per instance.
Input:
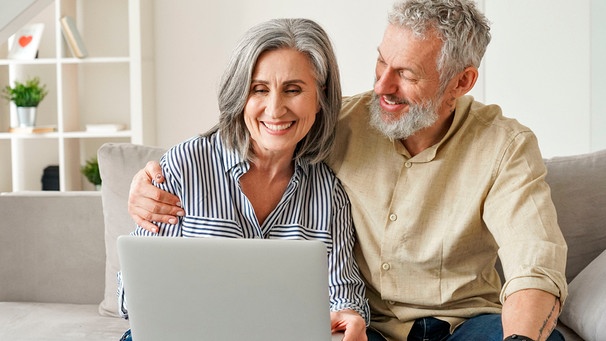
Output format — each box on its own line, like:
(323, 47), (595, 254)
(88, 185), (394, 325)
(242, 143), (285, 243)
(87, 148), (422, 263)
(370, 92), (440, 141)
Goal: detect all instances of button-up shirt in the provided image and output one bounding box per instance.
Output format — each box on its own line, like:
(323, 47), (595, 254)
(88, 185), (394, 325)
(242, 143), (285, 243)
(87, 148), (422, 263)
(118, 131), (370, 323)
(327, 91), (567, 339)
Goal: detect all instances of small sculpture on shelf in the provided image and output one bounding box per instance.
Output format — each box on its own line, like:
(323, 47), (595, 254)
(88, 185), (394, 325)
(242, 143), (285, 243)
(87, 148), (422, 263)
(2, 76), (48, 127)
(81, 157), (102, 190)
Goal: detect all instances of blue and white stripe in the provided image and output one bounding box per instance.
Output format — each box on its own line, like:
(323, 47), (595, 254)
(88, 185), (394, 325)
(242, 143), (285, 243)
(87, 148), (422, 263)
(119, 131), (369, 323)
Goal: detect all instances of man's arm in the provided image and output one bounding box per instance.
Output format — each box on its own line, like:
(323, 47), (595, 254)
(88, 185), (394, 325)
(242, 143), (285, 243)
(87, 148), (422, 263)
(502, 289), (560, 341)
(128, 161), (184, 233)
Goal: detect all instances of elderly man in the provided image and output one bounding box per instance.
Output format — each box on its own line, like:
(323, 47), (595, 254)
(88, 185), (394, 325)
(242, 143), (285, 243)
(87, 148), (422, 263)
(127, 1), (567, 340)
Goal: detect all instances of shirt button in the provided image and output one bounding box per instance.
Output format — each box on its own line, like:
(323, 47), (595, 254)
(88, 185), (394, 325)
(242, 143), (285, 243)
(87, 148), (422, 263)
(388, 300), (395, 305)
(381, 263), (391, 271)
(389, 213), (397, 221)
(405, 161), (412, 168)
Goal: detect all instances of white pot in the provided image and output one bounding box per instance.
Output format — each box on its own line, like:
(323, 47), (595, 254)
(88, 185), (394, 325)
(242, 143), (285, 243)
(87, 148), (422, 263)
(17, 106), (37, 127)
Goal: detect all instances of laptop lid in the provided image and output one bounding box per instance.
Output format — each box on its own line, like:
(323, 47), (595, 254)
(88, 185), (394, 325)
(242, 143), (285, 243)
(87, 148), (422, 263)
(117, 235), (334, 341)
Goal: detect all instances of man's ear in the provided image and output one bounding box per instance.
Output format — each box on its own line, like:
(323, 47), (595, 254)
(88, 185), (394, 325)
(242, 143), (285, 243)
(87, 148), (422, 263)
(452, 66), (479, 97)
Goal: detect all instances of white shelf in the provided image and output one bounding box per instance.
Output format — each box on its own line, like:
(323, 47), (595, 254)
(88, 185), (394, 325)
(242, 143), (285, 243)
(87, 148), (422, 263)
(0, 57), (130, 65)
(0, 0), (154, 192)
(62, 130), (132, 139)
(0, 132), (59, 139)
(0, 130), (132, 139)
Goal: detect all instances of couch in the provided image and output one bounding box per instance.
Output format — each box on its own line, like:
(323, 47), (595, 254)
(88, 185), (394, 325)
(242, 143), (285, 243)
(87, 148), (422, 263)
(1, 143), (605, 340)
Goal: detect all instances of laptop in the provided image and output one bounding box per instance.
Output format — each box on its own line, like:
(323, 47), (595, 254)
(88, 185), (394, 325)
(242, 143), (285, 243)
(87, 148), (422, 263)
(117, 235), (345, 341)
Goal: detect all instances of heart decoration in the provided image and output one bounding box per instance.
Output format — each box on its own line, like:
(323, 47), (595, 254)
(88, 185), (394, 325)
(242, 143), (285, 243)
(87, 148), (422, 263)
(18, 35), (33, 47)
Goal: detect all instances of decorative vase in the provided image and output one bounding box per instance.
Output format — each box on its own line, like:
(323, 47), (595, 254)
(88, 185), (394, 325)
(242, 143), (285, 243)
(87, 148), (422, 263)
(16, 106), (37, 127)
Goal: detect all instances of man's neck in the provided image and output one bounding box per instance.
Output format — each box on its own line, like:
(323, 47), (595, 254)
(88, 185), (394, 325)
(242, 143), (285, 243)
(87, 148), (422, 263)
(401, 111), (455, 156)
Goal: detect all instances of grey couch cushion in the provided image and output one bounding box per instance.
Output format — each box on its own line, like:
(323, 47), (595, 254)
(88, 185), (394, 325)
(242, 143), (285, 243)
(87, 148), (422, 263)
(97, 143), (167, 317)
(0, 302), (128, 341)
(544, 149), (606, 282)
(0, 192), (105, 304)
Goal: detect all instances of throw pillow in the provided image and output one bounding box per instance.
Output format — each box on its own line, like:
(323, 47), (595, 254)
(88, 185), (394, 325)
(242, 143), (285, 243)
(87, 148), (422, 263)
(97, 143), (166, 317)
(559, 249), (606, 341)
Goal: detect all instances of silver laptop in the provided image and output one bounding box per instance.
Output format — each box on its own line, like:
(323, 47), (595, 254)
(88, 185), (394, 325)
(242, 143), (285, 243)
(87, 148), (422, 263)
(118, 235), (344, 341)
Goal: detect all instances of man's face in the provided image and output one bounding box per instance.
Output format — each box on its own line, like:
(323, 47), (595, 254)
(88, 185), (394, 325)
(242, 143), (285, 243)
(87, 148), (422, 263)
(370, 24), (447, 140)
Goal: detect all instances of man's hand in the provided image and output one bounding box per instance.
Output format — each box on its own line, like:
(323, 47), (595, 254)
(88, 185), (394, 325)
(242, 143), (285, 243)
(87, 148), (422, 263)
(330, 309), (367, 341)
(128, 161), (184, 233)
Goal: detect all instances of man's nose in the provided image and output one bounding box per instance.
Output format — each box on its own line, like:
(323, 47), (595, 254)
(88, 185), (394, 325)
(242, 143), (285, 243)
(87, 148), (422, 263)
(374, 68), (398, 95)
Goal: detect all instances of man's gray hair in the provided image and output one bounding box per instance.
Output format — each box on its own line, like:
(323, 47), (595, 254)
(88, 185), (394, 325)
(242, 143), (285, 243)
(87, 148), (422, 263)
(389, 0), (491, 90)
(214, 18), (341, 164)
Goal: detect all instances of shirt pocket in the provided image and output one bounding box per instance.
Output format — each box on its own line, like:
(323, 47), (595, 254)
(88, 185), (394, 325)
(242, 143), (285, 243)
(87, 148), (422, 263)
(181, 216), (243, 238)
(268, 224), (333, 253)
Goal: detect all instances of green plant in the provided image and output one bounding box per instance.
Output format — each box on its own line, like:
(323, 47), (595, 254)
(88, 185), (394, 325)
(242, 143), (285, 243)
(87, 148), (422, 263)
(81, 157), (101, 186)
(2, 77), (48, 107)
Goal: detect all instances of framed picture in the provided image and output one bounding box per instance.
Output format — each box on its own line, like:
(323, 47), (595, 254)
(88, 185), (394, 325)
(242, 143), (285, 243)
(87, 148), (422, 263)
(8, 23), (45, 60)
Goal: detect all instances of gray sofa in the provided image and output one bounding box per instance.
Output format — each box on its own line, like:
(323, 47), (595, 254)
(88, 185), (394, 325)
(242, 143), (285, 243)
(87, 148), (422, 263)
(0, 192), (129, 340)
(1, 143), (605, 341)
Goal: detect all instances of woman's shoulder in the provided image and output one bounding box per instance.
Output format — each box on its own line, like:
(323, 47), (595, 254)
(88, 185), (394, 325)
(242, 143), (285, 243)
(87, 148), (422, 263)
(166, 132), (220, 155)
(161, 133), (224, 169)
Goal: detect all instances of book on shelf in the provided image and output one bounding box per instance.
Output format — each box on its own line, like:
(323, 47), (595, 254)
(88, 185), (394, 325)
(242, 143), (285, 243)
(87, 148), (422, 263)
(8, 23), (45, 60)
(9, 125), (56, 134)
(85, 124), (126, 133)
(59, 16), (88, 58)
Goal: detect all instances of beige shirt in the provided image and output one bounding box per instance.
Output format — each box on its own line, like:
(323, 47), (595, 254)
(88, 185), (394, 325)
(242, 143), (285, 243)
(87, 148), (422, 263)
(327, 91), (568, 340)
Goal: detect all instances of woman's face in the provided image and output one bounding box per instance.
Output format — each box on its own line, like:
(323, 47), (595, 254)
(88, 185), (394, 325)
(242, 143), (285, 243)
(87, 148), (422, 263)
(244, 48), (319, 160)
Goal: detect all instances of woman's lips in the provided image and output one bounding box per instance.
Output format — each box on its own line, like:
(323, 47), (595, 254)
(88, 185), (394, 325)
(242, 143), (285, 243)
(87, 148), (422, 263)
(263, 121), (294, 131)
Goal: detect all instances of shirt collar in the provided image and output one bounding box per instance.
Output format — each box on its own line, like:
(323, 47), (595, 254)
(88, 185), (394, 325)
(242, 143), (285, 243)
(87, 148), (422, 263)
(217, 131), (311, 179)
(397, 95), (475, 162)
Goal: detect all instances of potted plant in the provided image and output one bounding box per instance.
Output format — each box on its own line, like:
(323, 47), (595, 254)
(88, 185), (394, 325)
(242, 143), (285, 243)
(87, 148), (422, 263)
(2, 76), (48, 127)
(81, 157), (102, 190)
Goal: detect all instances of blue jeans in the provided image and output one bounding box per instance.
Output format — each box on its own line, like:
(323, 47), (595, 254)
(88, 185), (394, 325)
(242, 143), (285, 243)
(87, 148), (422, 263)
(119, 329), (132, 341)
(366, 314), (565, 341)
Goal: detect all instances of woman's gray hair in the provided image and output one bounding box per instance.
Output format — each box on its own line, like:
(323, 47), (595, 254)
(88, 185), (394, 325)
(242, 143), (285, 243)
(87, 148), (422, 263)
(388, 0), (491, 92)
(214, 18), (341, 164)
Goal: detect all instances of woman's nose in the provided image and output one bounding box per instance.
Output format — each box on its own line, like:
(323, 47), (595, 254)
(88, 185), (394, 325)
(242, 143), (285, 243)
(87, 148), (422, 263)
(265, 93), (286, 118)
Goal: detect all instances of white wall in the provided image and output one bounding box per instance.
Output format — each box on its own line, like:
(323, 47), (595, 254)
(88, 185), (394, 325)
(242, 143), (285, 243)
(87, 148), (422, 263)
(152, 0), (606, 158)
(153, 0), (392, 148)
(591, 0), (606, 154)
(482, 0), (606, 157)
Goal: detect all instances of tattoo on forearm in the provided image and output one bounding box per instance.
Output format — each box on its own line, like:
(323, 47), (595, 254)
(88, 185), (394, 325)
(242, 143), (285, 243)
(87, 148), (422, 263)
(537, 297), (559, 341)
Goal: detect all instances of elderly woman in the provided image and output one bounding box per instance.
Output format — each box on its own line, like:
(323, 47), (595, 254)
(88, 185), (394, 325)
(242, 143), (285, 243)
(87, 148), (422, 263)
(118, 18), (369, 341)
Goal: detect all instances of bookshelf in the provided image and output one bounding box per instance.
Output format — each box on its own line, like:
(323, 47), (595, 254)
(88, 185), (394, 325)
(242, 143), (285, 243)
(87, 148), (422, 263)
(0, 0), (154, 192)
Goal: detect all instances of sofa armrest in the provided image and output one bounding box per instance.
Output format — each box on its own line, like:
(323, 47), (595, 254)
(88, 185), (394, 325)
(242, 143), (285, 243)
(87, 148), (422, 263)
(0, 192), (106, 304)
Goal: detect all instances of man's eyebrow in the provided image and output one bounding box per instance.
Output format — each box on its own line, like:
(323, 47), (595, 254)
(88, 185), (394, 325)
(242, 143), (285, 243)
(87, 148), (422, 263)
(376, 47), (383, 59)
(376, 47), (420, 75)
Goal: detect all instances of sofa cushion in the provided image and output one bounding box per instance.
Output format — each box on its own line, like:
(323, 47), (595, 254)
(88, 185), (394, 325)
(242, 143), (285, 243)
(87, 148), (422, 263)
(97, 143), (166, 317)
(0, 302), (129, 341)
(0, 192), (106, 304)
(559, 249), (606, 341)
(544, 149), (606, 282)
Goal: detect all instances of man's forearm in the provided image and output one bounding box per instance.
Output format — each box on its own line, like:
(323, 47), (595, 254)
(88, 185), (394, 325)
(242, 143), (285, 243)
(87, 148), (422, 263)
(501, 289), (560, 341)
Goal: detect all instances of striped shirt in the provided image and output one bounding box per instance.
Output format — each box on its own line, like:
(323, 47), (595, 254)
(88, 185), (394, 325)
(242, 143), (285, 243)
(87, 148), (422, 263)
(119, 131), (369, 323)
